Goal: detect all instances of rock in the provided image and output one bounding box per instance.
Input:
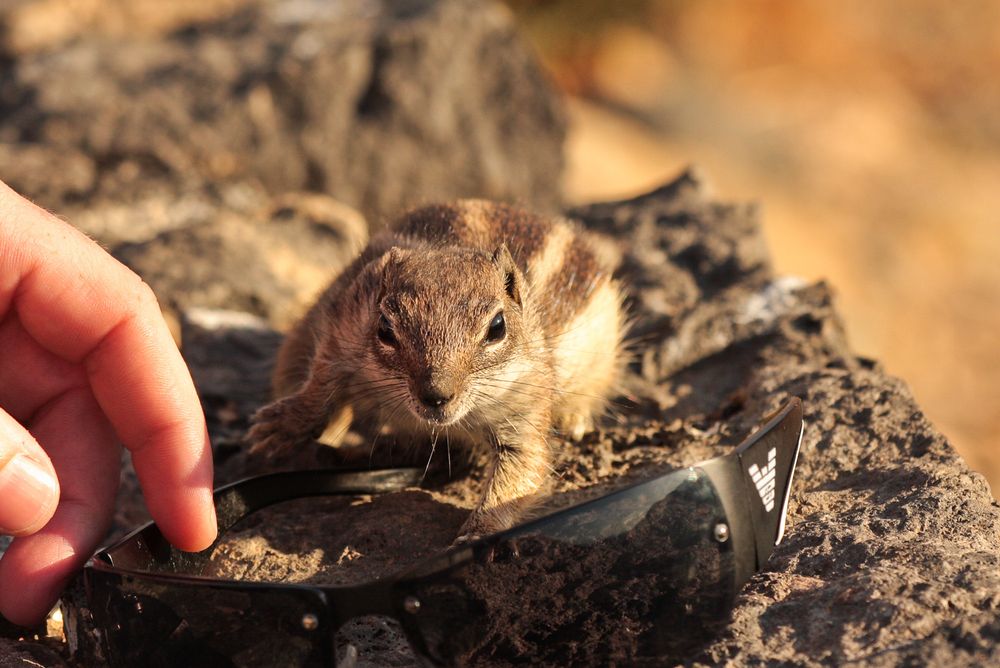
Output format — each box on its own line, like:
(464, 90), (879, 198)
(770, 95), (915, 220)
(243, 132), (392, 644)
(56, 171), (1000, 666)
(114, 191), (368, 330)
(0, 638), (68, 667)
(0, 143), (96, 204)
(579, 174), (1000, 667)
(0, 0), (247, 55)
(0, 0), (565, 225)
(180, 307), (282, 466)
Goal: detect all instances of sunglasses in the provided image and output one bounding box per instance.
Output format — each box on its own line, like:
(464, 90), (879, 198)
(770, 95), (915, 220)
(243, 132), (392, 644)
(71, 398), (803, 667)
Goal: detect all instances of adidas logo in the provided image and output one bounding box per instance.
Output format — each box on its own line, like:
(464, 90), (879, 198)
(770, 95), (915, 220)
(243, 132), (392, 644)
(748, 447), (777, 512)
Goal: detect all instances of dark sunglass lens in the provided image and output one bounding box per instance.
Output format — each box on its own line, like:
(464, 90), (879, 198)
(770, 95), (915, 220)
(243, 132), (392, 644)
(334, 615), (413, 667)
(86, 574), (332, 668)
(397, 468), (736, 666)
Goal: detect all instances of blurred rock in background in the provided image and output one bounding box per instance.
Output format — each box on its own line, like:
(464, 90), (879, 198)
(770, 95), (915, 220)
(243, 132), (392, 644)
(505, 0), (1000, 493)
(0, 0), (565, 227)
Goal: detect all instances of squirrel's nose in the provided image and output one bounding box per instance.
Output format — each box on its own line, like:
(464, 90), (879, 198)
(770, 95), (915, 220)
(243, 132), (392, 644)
(419, 390), (453, 408)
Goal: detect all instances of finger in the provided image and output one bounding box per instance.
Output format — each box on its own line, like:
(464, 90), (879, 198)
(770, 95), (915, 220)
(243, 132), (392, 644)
(0, 408), (59, 537)
(84, 296), (217, 552)
(0, 182), (217, 551)
(0, 313), (88, 423)
(0, 387), (118, 626)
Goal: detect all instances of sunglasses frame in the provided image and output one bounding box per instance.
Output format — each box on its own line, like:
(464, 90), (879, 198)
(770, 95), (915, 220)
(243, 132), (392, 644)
(69, 398), (803, 667)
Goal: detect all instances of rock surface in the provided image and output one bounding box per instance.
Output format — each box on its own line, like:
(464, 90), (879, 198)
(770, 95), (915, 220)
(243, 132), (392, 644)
(44, 172), (1000, 666)
(0, 0), (565, 225)
(114, 191), (369, 330)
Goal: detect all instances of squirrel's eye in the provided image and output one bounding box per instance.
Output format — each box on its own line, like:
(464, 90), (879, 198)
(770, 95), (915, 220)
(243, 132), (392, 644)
(377, 314), (397, 347)
(485, 311), (506, 343)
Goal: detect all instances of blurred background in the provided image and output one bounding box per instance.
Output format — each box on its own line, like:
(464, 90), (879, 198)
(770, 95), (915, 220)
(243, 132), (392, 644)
(505, 0), (1000, 490)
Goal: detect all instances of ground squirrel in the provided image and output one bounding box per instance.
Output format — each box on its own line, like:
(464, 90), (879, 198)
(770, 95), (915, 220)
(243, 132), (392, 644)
(248, 200), (626, 537)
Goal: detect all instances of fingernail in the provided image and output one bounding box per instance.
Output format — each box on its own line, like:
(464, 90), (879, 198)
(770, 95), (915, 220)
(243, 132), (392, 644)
(0, 454), (58, 535)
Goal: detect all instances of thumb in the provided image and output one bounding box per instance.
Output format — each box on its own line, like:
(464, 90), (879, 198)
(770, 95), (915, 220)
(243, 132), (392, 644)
(0, 409), (59, 536)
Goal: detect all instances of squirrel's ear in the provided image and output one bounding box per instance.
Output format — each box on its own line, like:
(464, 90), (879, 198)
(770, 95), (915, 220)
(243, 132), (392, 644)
(492, 244), (521, 306)
(375, 246), (404, 296)
(379, 246), (407, 273)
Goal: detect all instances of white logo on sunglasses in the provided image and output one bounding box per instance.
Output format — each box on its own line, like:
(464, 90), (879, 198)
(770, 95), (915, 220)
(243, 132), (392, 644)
(748, 447), (777, 512)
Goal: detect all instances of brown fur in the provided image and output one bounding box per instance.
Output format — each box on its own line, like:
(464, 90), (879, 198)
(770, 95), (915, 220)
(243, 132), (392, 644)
(248, 200), (626, 537)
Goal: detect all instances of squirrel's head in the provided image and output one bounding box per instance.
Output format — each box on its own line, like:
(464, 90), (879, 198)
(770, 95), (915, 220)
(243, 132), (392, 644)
(365, 244), (529, 426)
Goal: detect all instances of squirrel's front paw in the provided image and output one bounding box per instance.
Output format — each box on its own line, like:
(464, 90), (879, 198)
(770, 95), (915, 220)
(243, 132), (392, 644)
(247, 399), (304, 456)
(455, 509), (509, 545)
(557, 412), (593, 441)
(450, 532), (482, 548)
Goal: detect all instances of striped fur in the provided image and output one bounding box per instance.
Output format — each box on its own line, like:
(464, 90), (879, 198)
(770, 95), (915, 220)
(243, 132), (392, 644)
(249, 200), (626, 537)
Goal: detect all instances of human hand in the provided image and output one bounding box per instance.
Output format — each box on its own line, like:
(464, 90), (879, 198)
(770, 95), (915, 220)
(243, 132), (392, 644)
(0, 181), (217, 626)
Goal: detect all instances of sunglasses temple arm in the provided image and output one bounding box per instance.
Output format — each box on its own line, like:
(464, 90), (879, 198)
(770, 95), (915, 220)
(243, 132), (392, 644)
(699, 456), (758, 591)
(212, 468), (425, 533)
(103, 468), (424, 568)
(699, 397), (805, 590)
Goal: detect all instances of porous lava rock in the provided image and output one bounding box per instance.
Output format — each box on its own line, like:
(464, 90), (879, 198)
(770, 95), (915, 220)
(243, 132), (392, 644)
(0, 0), (565, 224)
(52, 171), (1000, 666)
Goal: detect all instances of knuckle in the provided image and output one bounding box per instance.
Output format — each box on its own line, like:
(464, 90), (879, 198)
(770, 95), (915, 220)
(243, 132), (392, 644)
(132, 277), (161, 313)
(113, 262), (159, 314)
